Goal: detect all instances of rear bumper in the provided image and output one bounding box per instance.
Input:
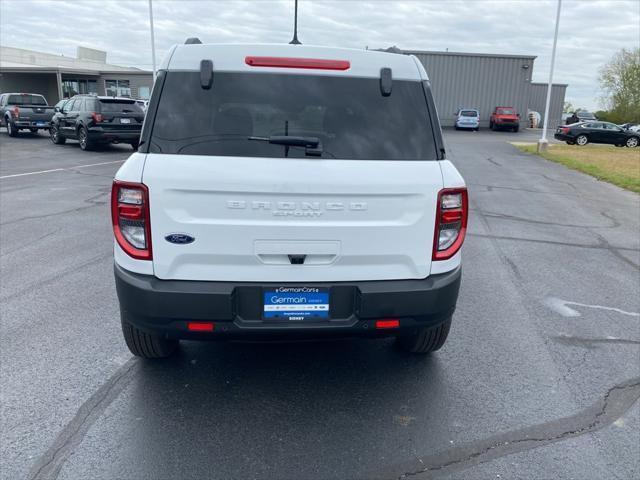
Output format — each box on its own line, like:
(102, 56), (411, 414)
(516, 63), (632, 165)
(114, 264), (461, 340)
(456, 121), (479, 129)
(494, 121), (519, 127)
(554, 133), (573, 141)
(88, 127), (140, 142)
(13, 120), (50, 128)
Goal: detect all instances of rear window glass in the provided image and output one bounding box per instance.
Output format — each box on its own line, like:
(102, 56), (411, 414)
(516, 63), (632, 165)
(460, 110), (478, 117)
(497, 108), (515, 114)
(99, 100), (143, 113)
(149, 72), (438, 160)
(7, 94), (47, 106)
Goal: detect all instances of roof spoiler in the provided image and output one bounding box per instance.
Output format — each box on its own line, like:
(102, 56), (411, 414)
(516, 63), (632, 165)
(185, 37), (202, 45)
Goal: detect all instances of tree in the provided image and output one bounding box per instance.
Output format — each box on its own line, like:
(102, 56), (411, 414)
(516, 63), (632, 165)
(563, 101), (574, 113)
(598, 48), (640, 123)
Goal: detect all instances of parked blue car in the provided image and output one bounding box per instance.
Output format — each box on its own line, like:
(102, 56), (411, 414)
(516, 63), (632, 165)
(454, 108), (480, 131)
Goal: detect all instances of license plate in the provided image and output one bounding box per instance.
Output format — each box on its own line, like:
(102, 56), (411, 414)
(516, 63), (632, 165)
(120, 118), (131, 124)
(36, 122), (46, 126)
(263, 287), (329, 321)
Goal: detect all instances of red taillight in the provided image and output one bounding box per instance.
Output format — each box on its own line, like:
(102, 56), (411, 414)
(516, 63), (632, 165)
(91, 112), (103, 123)
(560, 127), (570, 134)
(11, 106), (19, 118)
(111, 181), (152, 260)
(245, 56), (350, 70)
(188, 322), (215, 332)
(376, 319), (400, 329)
(433, 187), (468, 261)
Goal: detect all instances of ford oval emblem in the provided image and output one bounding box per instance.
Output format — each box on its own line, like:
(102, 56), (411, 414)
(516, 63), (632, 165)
(165, 233), (195, 245)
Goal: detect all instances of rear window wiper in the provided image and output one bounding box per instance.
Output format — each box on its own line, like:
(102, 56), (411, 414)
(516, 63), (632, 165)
(248, 135), (323, 156)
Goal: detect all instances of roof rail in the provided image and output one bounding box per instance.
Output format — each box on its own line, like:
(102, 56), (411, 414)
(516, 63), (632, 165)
(185, 37), (202, 45)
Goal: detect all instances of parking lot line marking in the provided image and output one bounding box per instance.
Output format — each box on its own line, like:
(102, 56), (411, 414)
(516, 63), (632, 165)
(0, 160), (125, 179)
(544, 297), (640, 318)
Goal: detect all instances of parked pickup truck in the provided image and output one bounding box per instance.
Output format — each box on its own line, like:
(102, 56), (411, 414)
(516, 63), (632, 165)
(0, 93), (55, 136)
(489, 106), (520, 132)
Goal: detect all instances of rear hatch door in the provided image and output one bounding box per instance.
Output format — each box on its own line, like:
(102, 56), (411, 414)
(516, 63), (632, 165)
(98, 99), (144, 130)
(143, 70), (444, 282)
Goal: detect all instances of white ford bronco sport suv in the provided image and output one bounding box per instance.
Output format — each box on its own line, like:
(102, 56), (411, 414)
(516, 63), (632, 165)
(112, 41), (467, 358)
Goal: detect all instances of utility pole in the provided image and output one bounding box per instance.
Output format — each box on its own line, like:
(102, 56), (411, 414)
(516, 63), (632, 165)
(149, 0), (157, 76)
(538, 0), (562, 152)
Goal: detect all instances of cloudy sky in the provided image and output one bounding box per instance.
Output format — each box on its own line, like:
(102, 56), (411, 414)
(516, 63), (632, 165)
(1, 0), (638, 110)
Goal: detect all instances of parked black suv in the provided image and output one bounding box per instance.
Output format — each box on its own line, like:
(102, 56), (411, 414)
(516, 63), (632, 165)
(50, 95), (144, 150)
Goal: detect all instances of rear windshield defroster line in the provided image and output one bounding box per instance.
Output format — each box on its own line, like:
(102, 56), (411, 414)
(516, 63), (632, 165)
(148, 72), (439, 161)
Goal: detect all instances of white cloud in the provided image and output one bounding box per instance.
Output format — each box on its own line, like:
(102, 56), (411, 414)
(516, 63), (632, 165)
(1, 0), (638, 110)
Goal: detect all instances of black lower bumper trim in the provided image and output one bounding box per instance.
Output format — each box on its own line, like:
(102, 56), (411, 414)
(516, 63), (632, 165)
(114, 264), (461, 339)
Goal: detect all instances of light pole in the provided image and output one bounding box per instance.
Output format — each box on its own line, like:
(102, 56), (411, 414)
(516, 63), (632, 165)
(149, 0), (157, 77)
(538, 0), (562, 152)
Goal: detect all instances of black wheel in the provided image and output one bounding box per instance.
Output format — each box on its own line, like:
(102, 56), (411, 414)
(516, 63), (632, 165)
(626, 136), (639, 148)
(490, 121), (494, 130)
(514, 126), (520, 132)
(50, 124), (66, 144)
(78, 126), (93, 150)
(7, 120), (17, 137)
(575, 134), (589, 146)
(29, 128), (38, 133)
(130, 140), (140, 150)
(475, 127), (480, 131)
(121, 315), (178, 359)
(566, 141), (575, 145)
(395, 317), (452, 354)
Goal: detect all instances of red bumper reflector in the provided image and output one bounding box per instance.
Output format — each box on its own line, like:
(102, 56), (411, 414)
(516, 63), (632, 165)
(187, 322), (215, 332)
(245, 56), (350, 70)
(375, 319), (400, 329)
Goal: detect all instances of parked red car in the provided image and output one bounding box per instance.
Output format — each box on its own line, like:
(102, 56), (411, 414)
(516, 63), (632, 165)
(490, 107), (520, 132)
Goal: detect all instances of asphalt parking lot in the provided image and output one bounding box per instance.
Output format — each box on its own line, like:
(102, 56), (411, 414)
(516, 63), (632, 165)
(1, 128), (639, 480)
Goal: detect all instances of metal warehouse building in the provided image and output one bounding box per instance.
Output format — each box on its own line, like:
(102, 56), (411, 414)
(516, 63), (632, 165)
(390, 48), (567, 129)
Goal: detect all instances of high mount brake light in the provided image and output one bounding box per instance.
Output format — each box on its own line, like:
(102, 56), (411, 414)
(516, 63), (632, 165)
(433, 187), (468, 261)
(111, 181), (152, 260)
(245, 56), (350, 70)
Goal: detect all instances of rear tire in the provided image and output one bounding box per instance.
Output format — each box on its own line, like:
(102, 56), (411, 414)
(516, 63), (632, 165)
(78, 126), (93, 151)
(130, 139), (140, 150)
(566, 141), (575, 145)
(121, 315), (178, 359)
(490, 121), (495, 131)
(30, 128), (38, 133)
(395, 317), (452, 354)
(7, 120), (17, 137)
(576, 134), (588, 146)
(514, 126), (520, 132)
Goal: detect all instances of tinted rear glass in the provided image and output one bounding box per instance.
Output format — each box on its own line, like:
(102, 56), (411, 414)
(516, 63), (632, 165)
(461, 110), (478, 117)
(99, 100), (143, 113)
(497, 108), (515, 115)
(149, 72), (438, 160)
(7, 94), (47, 106)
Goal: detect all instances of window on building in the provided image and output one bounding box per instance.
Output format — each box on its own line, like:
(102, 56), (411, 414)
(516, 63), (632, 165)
(138, 86), (151, 100)
(62, 80), (79, 98)
(105, 79), (131, 97)
(62, 79), (98, 97)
